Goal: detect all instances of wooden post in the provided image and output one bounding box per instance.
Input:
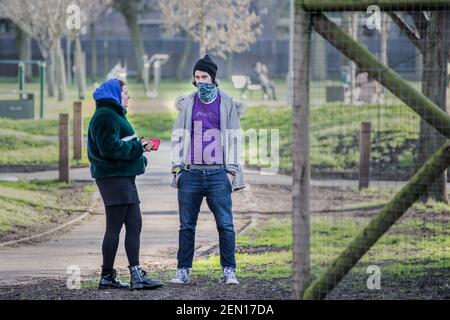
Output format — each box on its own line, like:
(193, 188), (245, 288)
(292, 0), (312, 300)
(304, 142), (450, 300)
(73, 101), (83, 160)
(359, 122), (371, 190)
(59, 113), (70, 183)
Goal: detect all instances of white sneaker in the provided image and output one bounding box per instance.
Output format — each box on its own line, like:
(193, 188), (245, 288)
(170, 268), (191, 284)
(223, 267), (239, 285)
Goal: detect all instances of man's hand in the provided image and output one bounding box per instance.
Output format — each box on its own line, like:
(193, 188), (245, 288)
(226, 172), (234, 188)
(171, 166), (182, 175)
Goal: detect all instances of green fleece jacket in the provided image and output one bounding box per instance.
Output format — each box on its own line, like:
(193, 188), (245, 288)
(87, 99), (147, 178)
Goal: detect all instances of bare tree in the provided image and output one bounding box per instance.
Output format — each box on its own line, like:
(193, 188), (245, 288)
(159, 0), (264, 59)
(0, 0), (111, 101)
(113, 0), (149, 81)
(176, 31), (193, 80)
(0, 0), (73, 100)
(66, 0), (112, 99)
(14, 24), (32, 82)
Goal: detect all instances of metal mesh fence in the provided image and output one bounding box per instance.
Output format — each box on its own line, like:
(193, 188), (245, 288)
(297, 2), (450, 299)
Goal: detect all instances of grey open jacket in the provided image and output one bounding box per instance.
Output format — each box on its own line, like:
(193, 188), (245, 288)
(171, 88), (246, 192)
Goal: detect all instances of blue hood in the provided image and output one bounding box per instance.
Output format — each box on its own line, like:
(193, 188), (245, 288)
(93, 78), (122, 106)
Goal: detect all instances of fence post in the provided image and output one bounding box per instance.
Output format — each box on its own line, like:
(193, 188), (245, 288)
(359, 122), (371, 190)
(73, 101), (83, 160)
(292, 1), (312, 300)
(59, 113), (70, 183)
(18, 62), (25, 100)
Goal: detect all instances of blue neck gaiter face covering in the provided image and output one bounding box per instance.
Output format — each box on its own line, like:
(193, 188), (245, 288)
(197, 82), (218, 103)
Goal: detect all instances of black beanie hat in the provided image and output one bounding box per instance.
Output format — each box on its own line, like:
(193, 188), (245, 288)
(193, 54), (218, 80)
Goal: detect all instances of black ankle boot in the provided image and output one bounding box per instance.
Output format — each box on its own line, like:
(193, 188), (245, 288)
(129, 265), (163, 290)
(98, 269), (130, 290)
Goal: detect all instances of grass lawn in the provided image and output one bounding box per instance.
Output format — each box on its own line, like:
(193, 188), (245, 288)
(0, 112), (176, 165)
(194, 213), (449, 278)
(188, 185), (449, 299)
(0, 75), (423, 171)
(0, 101), (421, 172)
(0, 179), (95, 241)
(240, 103), (420, 174)
(0, 126), (89, 166)
(0, 73), (424, 172)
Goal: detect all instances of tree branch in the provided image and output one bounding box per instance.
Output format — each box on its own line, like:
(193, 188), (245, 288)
(387, 12), (422, 51)
(410, 11), (430, 40)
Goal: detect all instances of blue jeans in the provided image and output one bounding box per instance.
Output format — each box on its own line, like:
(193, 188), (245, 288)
(177, 168), (236, 269)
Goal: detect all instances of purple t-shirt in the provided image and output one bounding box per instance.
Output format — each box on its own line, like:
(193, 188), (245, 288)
(190, 94), (223, 164)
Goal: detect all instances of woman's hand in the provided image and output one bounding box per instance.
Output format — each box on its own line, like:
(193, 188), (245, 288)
(141, 138), (154, 152)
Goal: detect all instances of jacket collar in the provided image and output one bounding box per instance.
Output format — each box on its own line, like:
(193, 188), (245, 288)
(95, 99), (127, 117)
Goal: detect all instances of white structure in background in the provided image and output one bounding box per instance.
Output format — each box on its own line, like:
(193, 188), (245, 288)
(231, 75), (262, 99)
(107, 62), (127, 81)
(143, 54), (169, 98)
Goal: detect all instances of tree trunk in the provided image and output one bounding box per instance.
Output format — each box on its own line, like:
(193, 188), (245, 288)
(54, 39), (67, 101)
(418, 12), (449, 203)
(311, 31), (327, 81)
(176, 34), (193, 81)
(415, 46), (423, 80)
(287, 0), (294, 105)
(15, 27), (32, 82)
(349, 13), (358, 103)
(343, 12), (358, 103)
(268, 0), (279, 57)
(103, 39), (109, 79)
(226, 52), (234, 80)
(379, 13), (390, 103)
(91, 23), (97, 83)
(75, 35), (86, 100)
(66, 37), (72, 86)
(292, 2), (311, 300)
(47, 51), (55, 97)
(199, 1), (206, 57)
(121, 7), (145, 81)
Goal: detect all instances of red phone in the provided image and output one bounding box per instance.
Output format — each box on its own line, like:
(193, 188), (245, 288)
(148, 138), (161, 151)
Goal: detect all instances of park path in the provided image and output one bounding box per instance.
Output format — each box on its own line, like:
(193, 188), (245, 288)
(0, 140), (412, 285)
(0, 142), (293, 285)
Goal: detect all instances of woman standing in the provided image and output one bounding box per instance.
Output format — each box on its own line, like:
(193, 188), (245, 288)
(88, 78), (163, 290)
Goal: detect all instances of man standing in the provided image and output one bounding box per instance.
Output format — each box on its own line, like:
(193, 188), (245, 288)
(170, 55), (245, 285)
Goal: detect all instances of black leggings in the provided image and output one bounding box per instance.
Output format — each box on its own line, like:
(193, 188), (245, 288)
(102, 203), (142, 269)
